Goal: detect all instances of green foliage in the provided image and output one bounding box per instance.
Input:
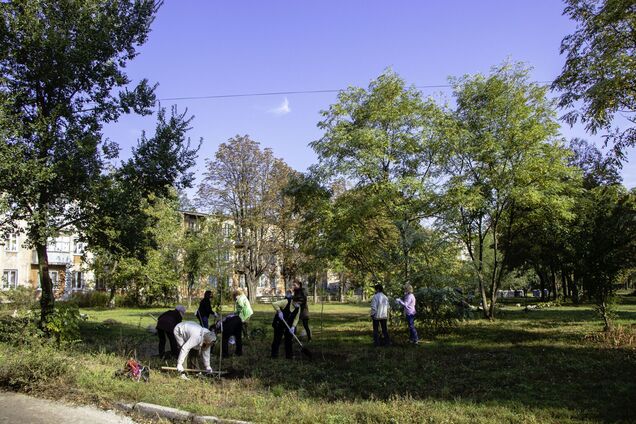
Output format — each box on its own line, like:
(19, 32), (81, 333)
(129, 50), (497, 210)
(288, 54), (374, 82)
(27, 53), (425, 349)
(554, 0), (636, 159)
(44, 304), (84, 345)
(67, 291), (110, 309)
(414, 287), (465, 333)
(0, 343), (72, 391)
(0, 286), (38, 311)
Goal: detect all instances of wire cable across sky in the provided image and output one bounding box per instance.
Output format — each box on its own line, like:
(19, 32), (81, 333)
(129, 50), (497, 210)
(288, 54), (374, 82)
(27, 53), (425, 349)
(158, 81), (554, 102)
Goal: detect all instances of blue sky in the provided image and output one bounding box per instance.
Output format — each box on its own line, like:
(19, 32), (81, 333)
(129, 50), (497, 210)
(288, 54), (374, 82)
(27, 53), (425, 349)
(103, 0), (635, 190)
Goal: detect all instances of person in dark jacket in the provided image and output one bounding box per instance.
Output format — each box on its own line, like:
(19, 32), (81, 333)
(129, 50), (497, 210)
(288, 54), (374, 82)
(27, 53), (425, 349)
(196, 290), (216, 329)
(293, 281), (311, 341)
(156, 305), (186, 359)
(214, 314), (243, 358)
(271, 291), (301, 359)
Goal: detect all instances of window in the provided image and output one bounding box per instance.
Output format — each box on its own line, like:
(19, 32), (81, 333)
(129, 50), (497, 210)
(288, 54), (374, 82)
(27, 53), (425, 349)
(222, 223), (233, 237)
(48, 237), (70, 252)
(4, 234), (17, 252)
(72, 271), (83, 290)
(73, 240), (86, 255)
(1, 270), (17, 290)
(36, 271), (60, 289)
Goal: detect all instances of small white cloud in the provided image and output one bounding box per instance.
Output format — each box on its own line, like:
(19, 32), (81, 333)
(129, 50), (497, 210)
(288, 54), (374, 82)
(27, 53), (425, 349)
(269, 97), (291, 115)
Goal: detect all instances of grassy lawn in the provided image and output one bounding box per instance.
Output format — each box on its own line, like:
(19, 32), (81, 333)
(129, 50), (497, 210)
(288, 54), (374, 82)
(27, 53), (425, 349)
(1, 296), (635, 423)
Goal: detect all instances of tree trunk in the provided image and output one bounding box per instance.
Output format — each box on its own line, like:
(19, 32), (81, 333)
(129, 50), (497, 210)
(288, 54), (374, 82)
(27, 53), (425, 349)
(338, 272), (345, 303)
(561, 271), (568, 299)
(245, 273), (257, 304)
(36, 242), (54, 326)
(310, 273), (318, 304)
(538, 269), (547, 301)
(108, 285), (116, 308)
(550, 267), (558, 301)
(569, 272), (580, 304)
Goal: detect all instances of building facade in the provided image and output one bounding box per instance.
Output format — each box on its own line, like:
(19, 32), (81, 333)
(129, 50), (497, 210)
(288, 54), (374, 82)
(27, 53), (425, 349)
(0, 229), (93, 299)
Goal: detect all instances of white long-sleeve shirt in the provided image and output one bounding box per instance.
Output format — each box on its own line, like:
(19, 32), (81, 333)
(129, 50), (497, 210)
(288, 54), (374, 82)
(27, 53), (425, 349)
(173, 321), (216, 372)
(370, 292), (389, 320)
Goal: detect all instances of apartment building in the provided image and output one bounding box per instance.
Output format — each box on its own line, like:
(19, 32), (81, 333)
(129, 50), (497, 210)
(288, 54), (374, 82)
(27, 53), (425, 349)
(0, 229), (93, 298)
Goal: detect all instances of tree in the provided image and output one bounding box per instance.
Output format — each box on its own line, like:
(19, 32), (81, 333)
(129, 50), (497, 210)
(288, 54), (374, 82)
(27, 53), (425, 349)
(575, 185), (636, 330)
(198, 136), (289, 302)
(553, 0), (636, 161)
(441, 62), (576, 319)
(0, 1), (200, 324)
(310, 70), (447, 291)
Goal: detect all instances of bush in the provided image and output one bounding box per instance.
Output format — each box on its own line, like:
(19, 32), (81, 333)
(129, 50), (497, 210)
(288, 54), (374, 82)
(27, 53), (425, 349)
(414, 287), (464, 333)
(44, 304), (85, 345)
(67, 291), (110, 308)
(0, 343), (72, 390)
(0, 287), (38, 311)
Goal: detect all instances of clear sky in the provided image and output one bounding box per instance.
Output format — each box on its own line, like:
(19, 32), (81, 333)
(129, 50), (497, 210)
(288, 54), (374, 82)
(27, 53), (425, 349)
(103, 0), (635, 190)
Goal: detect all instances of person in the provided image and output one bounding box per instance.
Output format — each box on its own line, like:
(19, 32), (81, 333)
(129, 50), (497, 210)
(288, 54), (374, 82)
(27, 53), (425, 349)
(173, 321), (216, 378)
(271, 290), (301, 359)
(396, 283), (419, 344)
(370, 283), (390, 346)
(195, 290), (216, 329)
(156, 305), (186, 359)
(233, 287), (253, 337)
(215, 314), (243, 358)
(292, 280), (311, 341)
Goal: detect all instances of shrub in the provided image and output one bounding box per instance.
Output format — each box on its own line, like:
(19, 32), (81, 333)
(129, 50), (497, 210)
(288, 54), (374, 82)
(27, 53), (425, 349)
(67, 291), (110, 308)
(414, 287), (464, 333)
(45, 304), (85, 345)
(0, 343), (72, 390)
(0, 287), (38, 311)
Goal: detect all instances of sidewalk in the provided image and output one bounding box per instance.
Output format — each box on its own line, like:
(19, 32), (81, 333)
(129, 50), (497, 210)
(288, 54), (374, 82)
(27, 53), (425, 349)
(0, 392), (136, 424)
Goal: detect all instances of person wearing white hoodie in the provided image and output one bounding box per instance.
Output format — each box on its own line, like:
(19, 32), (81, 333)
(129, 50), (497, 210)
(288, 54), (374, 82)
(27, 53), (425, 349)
(370, 284), (390, 346)
(173, 321), (216, 378)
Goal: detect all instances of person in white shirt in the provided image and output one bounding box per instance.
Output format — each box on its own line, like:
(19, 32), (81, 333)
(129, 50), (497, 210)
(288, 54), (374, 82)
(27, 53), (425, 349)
(370, 283), (390, 346)
(173, 321), (216, 378)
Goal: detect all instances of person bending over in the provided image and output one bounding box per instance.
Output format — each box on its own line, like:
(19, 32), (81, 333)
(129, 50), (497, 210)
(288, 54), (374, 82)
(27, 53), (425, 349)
(271, 291), (301, 359)
(173, 321), (216, 378)
(156, 305), (186, 359)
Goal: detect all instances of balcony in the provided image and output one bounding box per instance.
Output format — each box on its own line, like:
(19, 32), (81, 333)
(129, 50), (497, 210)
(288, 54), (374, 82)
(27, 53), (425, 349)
(31, 251), (72, 266)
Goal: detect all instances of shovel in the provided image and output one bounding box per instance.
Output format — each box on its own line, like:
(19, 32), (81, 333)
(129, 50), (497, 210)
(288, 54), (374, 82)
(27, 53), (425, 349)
(280, 317), (312, 360)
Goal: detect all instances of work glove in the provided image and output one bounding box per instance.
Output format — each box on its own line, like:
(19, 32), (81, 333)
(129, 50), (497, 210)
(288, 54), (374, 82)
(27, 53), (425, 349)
(289, 326), (296, 335)
(205, 367), (213, 374)
(179, 373), (189, 381)
(176, 364), (185, 373)
(277, 311), (284, 321)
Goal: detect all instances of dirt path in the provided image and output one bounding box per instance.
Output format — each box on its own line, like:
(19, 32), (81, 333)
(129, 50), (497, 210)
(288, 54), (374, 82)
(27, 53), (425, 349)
(0, 392), (136, 424)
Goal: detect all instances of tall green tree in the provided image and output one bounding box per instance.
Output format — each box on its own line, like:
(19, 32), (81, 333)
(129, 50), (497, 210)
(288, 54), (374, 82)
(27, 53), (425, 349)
(0, 0), (201, 323)
(441, 62), (576, 319)
(553, 0), (636, 160)
(310, 70), (447, 289)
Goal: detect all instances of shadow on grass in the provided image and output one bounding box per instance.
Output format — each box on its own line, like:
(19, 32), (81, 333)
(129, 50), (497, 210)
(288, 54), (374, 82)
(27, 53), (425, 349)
(78, 313), (636, 423)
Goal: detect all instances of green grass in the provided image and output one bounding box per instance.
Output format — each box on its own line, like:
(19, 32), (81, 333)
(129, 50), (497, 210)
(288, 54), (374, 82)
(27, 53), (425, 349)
(1, 297), (635, 423)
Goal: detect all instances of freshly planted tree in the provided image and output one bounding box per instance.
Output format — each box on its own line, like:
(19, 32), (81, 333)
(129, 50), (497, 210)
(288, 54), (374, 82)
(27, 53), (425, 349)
(553, 0), (636, 160)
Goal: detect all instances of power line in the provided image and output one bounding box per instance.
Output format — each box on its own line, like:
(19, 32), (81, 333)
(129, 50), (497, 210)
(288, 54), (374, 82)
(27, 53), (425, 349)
(157, 81), (555, 102)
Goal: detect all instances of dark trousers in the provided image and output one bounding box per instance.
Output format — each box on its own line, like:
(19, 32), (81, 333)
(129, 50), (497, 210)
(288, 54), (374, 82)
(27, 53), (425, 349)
(406, 313), (418, 342)
(196, 311), (209, 329)
(157, 328), (179, 358)
(372, 319), (390, 346)
(302, 318), (311, 341)
(271, 322), (293, 359)
(221, 315), (243, 357)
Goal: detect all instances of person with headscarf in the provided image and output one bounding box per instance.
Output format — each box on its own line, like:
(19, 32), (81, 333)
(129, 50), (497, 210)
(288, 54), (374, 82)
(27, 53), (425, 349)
(156, 305), (186, 359)
(173, 321), (217, 378)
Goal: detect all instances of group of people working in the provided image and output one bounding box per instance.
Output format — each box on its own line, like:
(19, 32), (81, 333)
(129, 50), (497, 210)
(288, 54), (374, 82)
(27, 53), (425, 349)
(155, 280), (417, 376)
(155, 287), (254, 378)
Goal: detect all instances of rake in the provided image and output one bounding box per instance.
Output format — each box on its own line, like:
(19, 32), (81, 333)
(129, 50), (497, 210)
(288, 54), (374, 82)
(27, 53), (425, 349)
(280, 317), (312, 359)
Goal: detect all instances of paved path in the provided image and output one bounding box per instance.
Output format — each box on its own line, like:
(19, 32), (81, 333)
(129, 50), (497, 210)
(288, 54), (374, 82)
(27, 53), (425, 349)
(0, 392), (136, 424)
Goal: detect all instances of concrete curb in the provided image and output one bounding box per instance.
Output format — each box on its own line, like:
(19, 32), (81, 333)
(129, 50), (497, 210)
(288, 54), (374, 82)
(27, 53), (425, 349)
(117, 400), (253, 424)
